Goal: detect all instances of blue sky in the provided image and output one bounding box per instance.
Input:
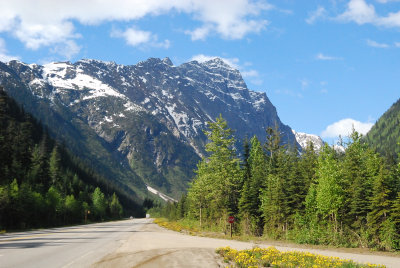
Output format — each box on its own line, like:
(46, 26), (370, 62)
(0, 0), (399, 143)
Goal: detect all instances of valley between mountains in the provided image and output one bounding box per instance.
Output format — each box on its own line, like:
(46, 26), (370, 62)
(0, 57), (299, 200)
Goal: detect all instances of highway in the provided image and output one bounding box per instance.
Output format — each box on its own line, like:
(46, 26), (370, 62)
(1, 218), (400, 267)
(0, 219), (144, 268)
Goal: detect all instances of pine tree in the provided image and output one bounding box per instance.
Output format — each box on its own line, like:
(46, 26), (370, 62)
(187, 115), (241, 228)
(239, 136), (265, 235)
(342, 131), (377, 229)
(367, 164), (392, 236)
(260, 127), (289, 237)
(49, 145), (61, 186)
(110, 192), (123, 219)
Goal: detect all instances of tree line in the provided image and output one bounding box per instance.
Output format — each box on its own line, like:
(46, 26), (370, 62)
(0, 90), (138, 230)
(158, 115), (400, 251)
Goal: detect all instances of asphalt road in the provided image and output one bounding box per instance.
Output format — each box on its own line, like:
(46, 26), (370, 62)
(0, 219), (145, 268)
(1, 218), (400, 268)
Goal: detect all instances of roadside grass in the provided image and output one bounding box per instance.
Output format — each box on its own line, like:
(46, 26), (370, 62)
(153, 217), (399, 266)
(153, 218), (199, 235)
(216, 246), (386, 268)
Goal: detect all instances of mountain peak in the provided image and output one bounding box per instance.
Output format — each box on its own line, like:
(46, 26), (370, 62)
(292, 129), (324, 151)
(0, 56), (298, 198)
(203, 57), (234, 70)
(162, 57), (173, 66)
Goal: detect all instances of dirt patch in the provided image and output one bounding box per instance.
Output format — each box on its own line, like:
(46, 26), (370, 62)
(94, 219), (400, 268)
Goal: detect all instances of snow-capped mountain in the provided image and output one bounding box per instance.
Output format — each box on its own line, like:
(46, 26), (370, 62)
(0, 57), (297, 198)
(292, 130), (346, 153)
(292, 130), (324, 152)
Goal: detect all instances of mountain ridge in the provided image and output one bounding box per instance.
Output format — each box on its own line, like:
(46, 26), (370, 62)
(0, 57), (297, 199)
(365, 98), (400, 160)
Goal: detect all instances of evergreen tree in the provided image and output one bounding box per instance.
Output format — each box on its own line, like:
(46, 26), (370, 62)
(49, 145), (61, 186)
(342, 131), (377, 229)
(239, 136), (265, 235)
(260, 127), (289, 237)
(367, 164), (392, 237)
(46, 186), (64, 225)
(187, 115), (242, 228)
(110, 192), (123, 218)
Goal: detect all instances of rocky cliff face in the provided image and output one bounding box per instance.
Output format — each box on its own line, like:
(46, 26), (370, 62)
(0, 57), (297, 198)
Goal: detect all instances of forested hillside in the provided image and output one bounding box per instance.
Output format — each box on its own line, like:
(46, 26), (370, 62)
(365, 98), (400, 161)
(158, 116), (400, 251)
(0, 90), (143, 230)
(0, 58), (296, 199)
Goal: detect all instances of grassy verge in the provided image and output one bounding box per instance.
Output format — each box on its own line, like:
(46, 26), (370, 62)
(216, 246), (386, 268)
(153, 218), (400, 258)
(153, 218), (200, 234)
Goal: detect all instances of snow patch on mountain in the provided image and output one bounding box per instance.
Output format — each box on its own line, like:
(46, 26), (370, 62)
(146, 184), (177, 202)
(292, 130), (324, 151)
(292, 130), (347, 153)
(42, 62), (126, 101)
(1, 57), (297, 161)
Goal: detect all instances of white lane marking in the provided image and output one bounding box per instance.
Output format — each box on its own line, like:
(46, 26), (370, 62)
(62, 250), (94, 268)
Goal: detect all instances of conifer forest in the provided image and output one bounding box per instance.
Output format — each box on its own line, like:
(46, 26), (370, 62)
(157, 115), (400, 251)
(0, 91), (142, 230)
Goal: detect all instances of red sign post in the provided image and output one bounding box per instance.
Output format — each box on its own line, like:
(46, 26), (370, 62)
(228, 216), (235, 237)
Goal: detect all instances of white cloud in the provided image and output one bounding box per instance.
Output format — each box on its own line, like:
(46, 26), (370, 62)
(395, 42), (400, 47)
(316, 53), (343, 61)
(241, 69), (259, 78)
(0, 0), (271, 58)
(321, 118), (374, 138)
(111, 27), (152, 46)
(366, 39), (390, 48)
(338, 0), (400, 28)
(338, 0), (377, 24)
(0, 38), (20, 62)
(50, 40), (81, 60)
(111, 27), (170, 49)
(306, 6), (327, 24)
(186, 25), (212, 41)
(185, 0), (271, 40)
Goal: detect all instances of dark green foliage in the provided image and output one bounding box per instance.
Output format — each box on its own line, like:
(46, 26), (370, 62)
(0, 91), (141, 230)
(239, 136), (265, 235)
(160, 116), (400, 251)
(187, 115), (242, 229)
(365, 98), (400, 160)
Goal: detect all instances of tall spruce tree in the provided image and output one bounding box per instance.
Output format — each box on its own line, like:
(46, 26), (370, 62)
(239, 136), (265, 235)
(367, 163), (392, 236)
(342, 131), (377, 229)
(188, 115), (241, 227)
(49, 145), (61, 186)
(260, 127), (289, 237)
